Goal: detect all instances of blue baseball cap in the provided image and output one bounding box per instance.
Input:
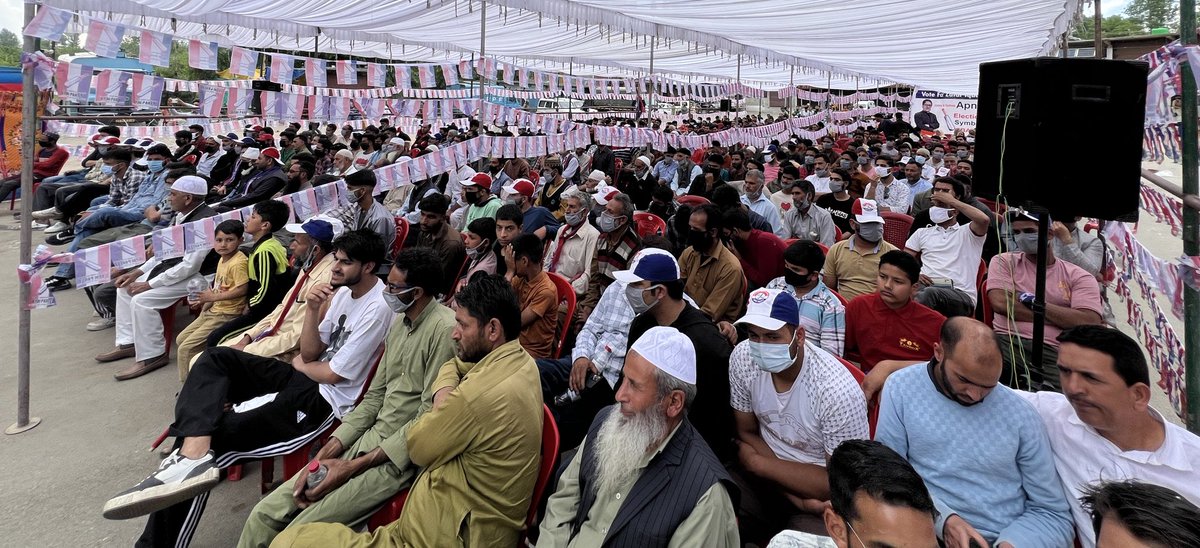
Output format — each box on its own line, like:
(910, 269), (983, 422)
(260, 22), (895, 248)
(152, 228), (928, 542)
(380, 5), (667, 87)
(613, 249), (680, 284)
(284, 215), (344, 244)
(239, 137), (258, 147)
(735, 288), (799, 330)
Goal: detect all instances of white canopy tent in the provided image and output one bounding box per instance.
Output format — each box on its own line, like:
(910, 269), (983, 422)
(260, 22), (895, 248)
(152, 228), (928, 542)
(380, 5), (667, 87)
(40, 0), (1082, 93)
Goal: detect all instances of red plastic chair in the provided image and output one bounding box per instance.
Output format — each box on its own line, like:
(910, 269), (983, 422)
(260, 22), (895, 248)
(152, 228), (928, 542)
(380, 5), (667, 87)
(632, 212), (667, 238)
(8, 180), (40, 210)
(831, 289), (849, 307)
(880, 211), (913, 249)
(677, 195), (710, 208)
(980, 279), (994, 329)
(368, 404), (561, 539)
(547, 272), (577, 360)
(392, 216), (409, 257)
(974, 259), (988, 320)
(835, 356), (879, 439)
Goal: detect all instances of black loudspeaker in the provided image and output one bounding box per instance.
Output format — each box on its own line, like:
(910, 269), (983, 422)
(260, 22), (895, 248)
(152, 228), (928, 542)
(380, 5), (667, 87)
(719, 99), (732, 112)
(974, 57), (1147, 221)
(251, 80), (282, 92)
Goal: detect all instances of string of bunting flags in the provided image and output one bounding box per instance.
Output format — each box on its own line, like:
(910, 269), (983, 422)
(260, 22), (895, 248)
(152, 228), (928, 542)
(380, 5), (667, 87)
(1102, 220), (1191, 419)
(18, 180), (351, 309)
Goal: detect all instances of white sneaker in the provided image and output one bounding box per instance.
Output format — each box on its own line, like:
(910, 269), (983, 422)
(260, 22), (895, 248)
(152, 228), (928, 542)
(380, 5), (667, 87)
(87, 317), (116, 331)
(102, 449), (220, 520)
(31, 206), (61, 220)
(30, 221), (49, 230)
(43, 221), (70, 234)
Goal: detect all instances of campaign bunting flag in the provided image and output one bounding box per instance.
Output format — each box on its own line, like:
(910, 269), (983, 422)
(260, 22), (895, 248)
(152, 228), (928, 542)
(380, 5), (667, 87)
(73, 246), (112, 288)
(503, 62), (516, 84)
(336, 60), (357, 85)
(230, 47), (259, 77)
(329, 97), (351, 121)
(188, 40), (219, 70)
(292, 188), (319, 221)
(85, 18), (126, 58)
(260, 90), (280, 118)
(458, 60), (475, 80)
(416, 65), (436, 88)
(55, 62), (94, 103)
(305, 58), (328, 87)
(130, 72), (164, 110)
(367, 62), (387, 87)
(23, 5), (72, 41)
(93, 70), (131, 106)
(278, 93), (304, 119)
(198, 85), (224, 117)
(518, 68), (529, 89)
(269, 54), (295, 84)
(227, 86), (251, 116)
(441, 64), (459, 86)
(184, 217), (217, 252)
(139, 29), (173, 67)
(307, 95), (330, 120)
(110, 235), (148, 269)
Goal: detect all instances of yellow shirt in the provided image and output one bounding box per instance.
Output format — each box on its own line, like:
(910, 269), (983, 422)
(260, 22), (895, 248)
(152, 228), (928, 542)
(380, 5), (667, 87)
(822, 235), (898, 300)
(208, 252), (249, 315)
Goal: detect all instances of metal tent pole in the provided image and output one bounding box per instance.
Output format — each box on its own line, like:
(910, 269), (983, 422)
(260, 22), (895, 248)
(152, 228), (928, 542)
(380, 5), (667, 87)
(648, 36), (656, 124)
(8, 1), (42, 435)
(1180, 0), (1199, 433)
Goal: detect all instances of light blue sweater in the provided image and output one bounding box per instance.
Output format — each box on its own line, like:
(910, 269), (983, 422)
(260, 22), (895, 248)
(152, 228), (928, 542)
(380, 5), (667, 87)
(876, 363), (1074, 547)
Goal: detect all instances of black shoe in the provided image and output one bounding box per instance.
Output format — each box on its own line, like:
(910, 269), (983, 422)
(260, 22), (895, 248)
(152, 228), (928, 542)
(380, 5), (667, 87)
(45, 276), (72, 292)
(45, 230), (74, 246)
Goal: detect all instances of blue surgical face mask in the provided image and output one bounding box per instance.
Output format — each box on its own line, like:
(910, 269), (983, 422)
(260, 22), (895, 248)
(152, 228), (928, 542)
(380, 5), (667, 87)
(146, 159), (165, 173)
(100, 164), (115, 175)
(914, 156), (927, 165)
(748, 331), (798, 373)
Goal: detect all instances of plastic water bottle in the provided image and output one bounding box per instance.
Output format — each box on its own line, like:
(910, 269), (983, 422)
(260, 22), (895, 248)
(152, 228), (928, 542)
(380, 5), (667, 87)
(305, 459), (327, 489)
(186, 278), (206, 304)
(554, 373), (603, 406)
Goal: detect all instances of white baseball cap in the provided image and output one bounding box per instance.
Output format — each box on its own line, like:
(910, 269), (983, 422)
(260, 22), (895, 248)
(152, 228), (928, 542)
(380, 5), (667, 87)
(241, 147), (261, 160)
(630, 326), (696, 384)
(735, 288), (800, 331)
(852, 198), (885, 224)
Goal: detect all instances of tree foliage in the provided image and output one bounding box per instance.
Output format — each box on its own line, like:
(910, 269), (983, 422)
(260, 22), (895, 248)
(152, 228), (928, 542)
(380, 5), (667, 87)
(1123, 0), (1179, 31)
(1073, 14), (1149, 39)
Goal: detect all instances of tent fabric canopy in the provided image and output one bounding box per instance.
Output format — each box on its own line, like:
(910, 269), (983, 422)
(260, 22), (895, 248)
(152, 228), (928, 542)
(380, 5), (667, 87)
(41, 0), (1081, 94)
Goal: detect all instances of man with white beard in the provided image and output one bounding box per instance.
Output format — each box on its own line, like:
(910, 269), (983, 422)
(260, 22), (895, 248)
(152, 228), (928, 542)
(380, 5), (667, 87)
(538, 326), (739, 547)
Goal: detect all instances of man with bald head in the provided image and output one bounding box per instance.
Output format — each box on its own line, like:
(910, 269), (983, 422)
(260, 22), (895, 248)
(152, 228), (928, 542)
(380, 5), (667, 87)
(539, 326), (739, 547)
(875, 317), (1073, 548)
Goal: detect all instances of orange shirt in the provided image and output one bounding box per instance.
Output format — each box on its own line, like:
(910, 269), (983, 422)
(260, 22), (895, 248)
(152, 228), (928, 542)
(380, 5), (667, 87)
(512, 270), (558, 359)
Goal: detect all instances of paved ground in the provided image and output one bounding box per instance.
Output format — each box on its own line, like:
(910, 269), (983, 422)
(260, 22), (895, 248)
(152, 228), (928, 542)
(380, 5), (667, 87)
(0, 161), (1192, 546)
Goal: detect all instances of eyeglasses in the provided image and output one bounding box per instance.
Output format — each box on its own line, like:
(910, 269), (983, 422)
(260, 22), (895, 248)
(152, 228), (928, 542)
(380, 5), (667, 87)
(385, 283), (414, 295)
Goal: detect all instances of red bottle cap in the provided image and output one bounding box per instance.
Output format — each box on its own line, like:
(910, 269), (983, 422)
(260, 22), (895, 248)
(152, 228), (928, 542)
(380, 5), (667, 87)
(307, 460), (321, 472)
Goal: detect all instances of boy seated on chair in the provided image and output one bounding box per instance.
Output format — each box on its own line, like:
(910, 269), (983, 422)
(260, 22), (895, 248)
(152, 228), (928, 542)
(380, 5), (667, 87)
(503, 233), (558, 359)
(238, 247), (458, 547)
(174, 219), (250, 382)
(100, 230), (394, 548)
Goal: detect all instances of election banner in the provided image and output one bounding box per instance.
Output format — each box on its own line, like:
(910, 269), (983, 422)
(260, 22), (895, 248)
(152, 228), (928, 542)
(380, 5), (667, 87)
(909, 90), (977, 136)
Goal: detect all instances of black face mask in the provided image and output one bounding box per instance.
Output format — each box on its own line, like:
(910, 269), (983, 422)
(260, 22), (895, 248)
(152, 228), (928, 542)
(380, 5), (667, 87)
(688, 229), (713, 251)
(38, 140), (52, 147)
(784, 270), (812, 288)
(648, 202), (669, 217)
(464, 191), (480, 205)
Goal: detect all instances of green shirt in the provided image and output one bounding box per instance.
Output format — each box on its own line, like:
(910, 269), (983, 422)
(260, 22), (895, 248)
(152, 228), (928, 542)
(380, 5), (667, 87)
(330, 300), (457, 469)
(463, 195), (503, 228)
(539, 424), (740, 548)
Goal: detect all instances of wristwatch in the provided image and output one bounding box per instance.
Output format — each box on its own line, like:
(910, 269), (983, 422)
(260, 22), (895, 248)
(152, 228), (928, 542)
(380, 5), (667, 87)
(1019, 292), (1036, 308)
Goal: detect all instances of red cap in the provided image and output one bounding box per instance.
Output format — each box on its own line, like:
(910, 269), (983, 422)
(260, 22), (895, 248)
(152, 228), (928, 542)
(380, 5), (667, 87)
(260, 147), (281, 162)
(462, 173), (493, 188)
(92, 135), (121, 146)
(502, 178), (535, 198)
(307, 460), (321, 472)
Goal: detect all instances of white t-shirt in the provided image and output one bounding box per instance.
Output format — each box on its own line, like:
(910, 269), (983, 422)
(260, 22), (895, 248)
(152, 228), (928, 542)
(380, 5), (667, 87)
(729, 340), (869, 465)
(317, 281), (394, 417)
(1019, 391), (1200, 548)
(805, 174), (831, 194)
(904, 222), (986, 304)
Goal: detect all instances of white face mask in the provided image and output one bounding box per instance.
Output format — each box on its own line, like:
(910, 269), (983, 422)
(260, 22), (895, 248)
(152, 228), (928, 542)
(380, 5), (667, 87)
(929, 206), (954, 224)
(748, 330), (798, 373)
(874, 166), (890, 178)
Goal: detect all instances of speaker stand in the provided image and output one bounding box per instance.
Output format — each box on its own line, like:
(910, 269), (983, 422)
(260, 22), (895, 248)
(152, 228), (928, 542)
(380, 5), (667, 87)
(1029, 209), (1049, 390)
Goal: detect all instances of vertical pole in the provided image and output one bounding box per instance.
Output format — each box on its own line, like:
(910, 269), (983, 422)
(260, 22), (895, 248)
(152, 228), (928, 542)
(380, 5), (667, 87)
(478, 1), (487, 109)
(789, 65), (796, 113)
(1093, 0), (1102, 58)
(1179, 0), (1200, 433)
(648, 36), (655, 125)
(568, 59), (574, 119)
(736, 54), (742, 115)
(8, 1), (42, 435)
